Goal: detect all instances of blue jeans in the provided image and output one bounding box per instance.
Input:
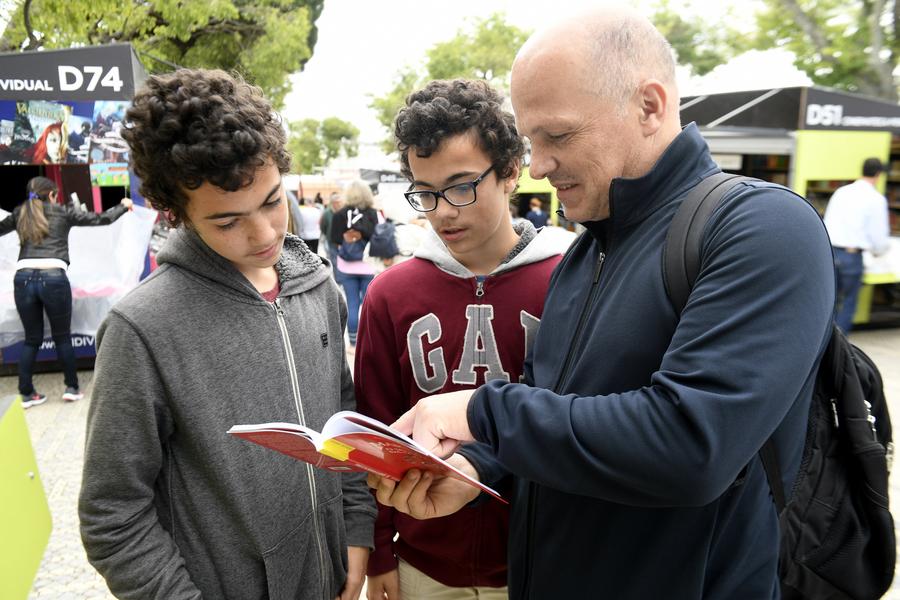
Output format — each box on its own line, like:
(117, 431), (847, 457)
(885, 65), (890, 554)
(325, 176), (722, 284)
(833, 248), (864, 333)
(327, 242), (343, 283)
(13, 268), (79, 394)
(340, 273), (373, 345)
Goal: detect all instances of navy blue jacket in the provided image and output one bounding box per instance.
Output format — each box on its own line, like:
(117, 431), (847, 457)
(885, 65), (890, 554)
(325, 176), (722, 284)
(467, 124), (835, 599)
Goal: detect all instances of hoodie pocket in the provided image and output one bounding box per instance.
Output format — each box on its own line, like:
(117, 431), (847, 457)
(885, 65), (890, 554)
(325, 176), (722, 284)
(262, 493), (346, 600)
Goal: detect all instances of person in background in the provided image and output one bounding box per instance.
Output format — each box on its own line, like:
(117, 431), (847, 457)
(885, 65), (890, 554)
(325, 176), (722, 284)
(524, 196), (549, 229)
(0, 176), (132, 407)
(285, 188), (303, 236)
(78, 68), (375, 600)
(357, 78), (562, 600)
(370, 7), (834, 599)
(321, 191), (344, 277)
(822, 157), (892, 332)
(298, 196), (323, 254)
(508, 204), (526, 227)
(68, 121), (91, 153)
(331, 180), (378, 349)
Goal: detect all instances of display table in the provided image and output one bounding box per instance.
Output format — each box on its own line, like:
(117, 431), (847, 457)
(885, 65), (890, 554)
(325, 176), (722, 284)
(856, 239), (900, 324)
(0, 395), (51, 599)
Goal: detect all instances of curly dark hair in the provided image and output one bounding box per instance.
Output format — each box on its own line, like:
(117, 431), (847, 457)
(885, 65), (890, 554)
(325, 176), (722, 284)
(122, 68), (291, 226)
(394, 79), (524, 181)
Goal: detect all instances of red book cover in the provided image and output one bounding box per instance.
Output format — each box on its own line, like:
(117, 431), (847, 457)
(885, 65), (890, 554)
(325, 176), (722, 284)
(228, 411), (506, 503)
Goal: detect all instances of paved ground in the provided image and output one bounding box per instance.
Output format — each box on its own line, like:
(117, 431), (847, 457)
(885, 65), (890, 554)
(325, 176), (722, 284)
(5, 327), (900, 599)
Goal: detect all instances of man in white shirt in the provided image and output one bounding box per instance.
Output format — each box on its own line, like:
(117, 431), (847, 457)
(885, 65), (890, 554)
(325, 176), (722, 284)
(823, 157), (892, 332)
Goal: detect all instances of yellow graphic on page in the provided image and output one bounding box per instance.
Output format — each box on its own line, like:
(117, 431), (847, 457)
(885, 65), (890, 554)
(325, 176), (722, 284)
(321, 439), (354, 461)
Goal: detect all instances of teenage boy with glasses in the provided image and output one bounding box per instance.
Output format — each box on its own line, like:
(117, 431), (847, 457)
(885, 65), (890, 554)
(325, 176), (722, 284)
(354, 79), (562, 600)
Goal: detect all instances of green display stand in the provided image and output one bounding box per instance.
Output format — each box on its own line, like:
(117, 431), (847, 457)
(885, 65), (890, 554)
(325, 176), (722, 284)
(518, 167), (560, 225)
(855, 273), (900, 324)
(853, 284), (874, 324)
(0, 395), (52, 599)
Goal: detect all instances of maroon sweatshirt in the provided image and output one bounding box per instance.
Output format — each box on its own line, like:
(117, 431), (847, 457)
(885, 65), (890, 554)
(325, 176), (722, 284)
(354, 224), (563, 588)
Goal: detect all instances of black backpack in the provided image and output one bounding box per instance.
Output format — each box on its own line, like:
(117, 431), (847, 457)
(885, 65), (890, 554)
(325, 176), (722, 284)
(663, 172), (896, 600)
(368, 220), (399, 259)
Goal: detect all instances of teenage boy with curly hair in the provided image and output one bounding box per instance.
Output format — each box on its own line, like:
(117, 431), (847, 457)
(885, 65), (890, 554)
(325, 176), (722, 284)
(355, 79), (562, 599)
(78, 69), (376, 600)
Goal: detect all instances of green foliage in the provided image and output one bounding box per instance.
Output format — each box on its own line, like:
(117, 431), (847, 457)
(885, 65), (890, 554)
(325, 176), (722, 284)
(650, 0), (899, 102)
(288, 116), (359, 174)
(369, 13), (530, 154)
(0, 0), (324, 107)
(751, 0), (898, 101)
(370, 68), (422, 154)
(650, 1), (751, 76)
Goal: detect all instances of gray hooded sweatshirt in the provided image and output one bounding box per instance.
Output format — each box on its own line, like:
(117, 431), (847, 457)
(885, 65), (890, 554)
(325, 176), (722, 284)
(79, 228), (376, 600)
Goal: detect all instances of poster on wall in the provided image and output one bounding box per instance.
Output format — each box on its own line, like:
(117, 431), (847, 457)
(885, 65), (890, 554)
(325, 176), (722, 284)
(0, 99), (129, 165)
(90, 162), (130, 187)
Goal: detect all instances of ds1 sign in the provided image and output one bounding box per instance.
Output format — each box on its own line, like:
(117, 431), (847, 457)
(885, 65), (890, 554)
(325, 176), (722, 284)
(58, 65), (124, 93)
(806, 103), (844, 127)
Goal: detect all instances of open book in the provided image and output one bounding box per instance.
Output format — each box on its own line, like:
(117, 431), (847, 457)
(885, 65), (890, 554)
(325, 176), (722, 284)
(228, 411), (506, 503)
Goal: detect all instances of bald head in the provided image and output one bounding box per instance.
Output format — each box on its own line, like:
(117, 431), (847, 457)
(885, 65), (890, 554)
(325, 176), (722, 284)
(509, 7), (683, 223)
(515, 7), (677, 110)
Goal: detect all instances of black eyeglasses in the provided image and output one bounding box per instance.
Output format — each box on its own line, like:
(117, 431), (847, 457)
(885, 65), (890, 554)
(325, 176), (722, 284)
(404, 165), (495, 213)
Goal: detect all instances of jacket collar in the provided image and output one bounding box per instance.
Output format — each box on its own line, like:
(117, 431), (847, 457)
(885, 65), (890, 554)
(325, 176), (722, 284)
(414, 220), (561, 278)
(588, 123), (718, 236)
(157, 228), (328, 301)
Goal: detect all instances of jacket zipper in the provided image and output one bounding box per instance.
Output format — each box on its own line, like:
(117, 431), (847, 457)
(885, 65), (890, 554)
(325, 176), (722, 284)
(475, 279), (486, 298)
(521, 250), (607, 599)
(273, 298), (328, 597)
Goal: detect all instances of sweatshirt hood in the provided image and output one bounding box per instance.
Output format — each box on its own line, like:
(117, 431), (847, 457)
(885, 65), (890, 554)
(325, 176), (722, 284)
(156, 228), (330, 301)
(414, 221), (562, 278)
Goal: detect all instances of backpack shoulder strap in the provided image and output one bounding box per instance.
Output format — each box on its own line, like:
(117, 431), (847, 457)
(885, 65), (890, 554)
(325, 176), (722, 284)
(663, 172), (788, 510)
(663, 173), (751, 314)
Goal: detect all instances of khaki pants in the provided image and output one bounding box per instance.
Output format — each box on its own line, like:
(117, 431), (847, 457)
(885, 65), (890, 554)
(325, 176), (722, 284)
(397, 559), (508, 600)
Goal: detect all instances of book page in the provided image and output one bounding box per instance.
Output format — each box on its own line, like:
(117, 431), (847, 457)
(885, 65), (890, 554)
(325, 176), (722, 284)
(321, 411), (506, 502)
(227, 424), (364, 472)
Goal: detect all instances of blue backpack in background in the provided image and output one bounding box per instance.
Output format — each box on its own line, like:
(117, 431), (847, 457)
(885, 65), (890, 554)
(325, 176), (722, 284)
(368, 220), (399, 259)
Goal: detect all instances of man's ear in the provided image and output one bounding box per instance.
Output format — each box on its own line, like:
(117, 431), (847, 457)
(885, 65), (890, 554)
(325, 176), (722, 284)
(637, 79), (667, 137)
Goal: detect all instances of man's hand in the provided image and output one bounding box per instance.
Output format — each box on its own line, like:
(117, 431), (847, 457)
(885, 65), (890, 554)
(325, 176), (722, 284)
(337, 545), (370, 600)
(367, 454), (481, 520)
(366, 569), (400, 600)
(392, 389), (475, 457)
(120, 197), (134, 210)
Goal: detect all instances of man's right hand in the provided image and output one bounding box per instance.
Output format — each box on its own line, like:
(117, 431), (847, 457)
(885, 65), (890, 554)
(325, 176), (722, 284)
(366, 569), (400, 600)
(367, 454), (481, 520)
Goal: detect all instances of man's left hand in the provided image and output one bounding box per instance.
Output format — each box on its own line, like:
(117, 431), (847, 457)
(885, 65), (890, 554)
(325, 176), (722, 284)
(392, 389), (476, 457)
(337, 545), (370, 600)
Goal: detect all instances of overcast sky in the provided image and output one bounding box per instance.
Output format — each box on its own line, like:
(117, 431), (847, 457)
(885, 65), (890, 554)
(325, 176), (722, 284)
(279, 0), (809, 157)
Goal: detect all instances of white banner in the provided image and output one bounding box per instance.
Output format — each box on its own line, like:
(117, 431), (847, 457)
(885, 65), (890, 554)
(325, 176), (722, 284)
(0, 204), (157, 348)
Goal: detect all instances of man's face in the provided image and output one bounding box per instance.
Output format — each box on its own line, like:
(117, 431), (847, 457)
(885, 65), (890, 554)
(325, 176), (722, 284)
(183, 163), (288, 280)
(408, 133), (517, 263)
(511, 53), (641, 223)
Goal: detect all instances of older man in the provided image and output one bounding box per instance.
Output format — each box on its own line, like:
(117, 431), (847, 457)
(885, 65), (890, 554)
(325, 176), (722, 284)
(371, 7), (834, 599)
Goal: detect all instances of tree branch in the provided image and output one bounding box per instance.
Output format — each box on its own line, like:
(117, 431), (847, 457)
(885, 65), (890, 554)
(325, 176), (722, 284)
(778, 0), (840, 66)
(864, 0), (897, 101)
(22, 0), (41, 50)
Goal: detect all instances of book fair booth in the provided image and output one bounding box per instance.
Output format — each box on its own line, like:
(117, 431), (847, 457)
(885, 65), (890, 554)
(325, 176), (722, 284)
(0, 44), (157, 376)
(681, 86), (900, 326)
